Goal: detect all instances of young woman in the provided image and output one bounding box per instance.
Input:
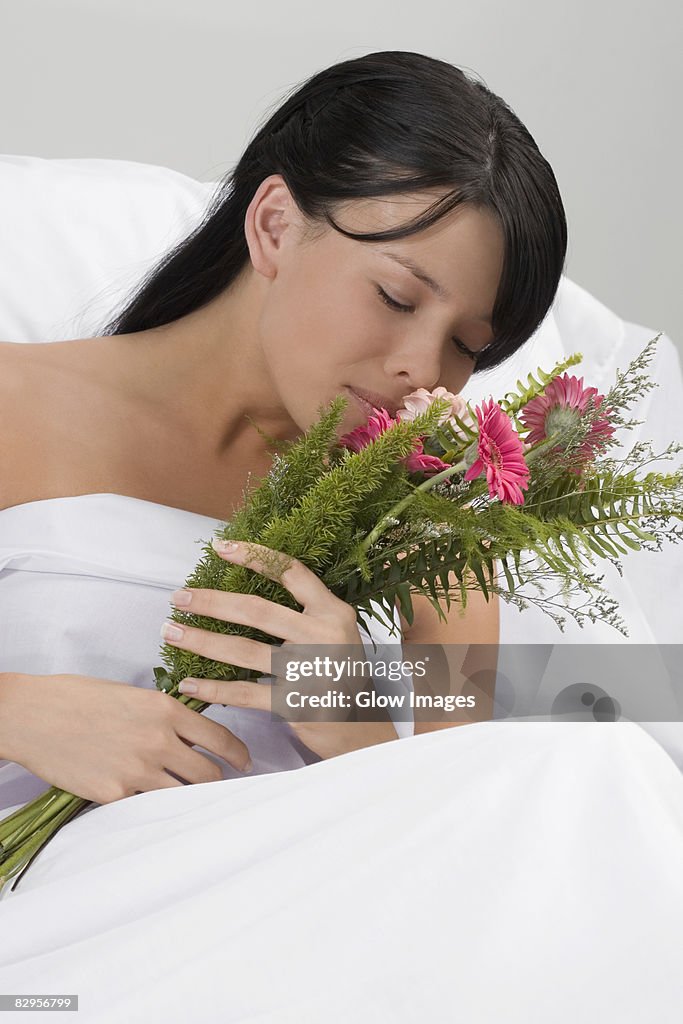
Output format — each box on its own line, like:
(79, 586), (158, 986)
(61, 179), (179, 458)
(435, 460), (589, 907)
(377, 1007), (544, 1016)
(6, 50), (678, 1022)
(0, 50), (567, 811)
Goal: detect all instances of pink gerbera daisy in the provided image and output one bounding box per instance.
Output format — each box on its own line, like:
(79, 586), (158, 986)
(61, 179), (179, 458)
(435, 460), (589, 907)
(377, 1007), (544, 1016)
(519, 374), (615, 472)
(338, 407), (396, 453)
(464, 398), (530, 504)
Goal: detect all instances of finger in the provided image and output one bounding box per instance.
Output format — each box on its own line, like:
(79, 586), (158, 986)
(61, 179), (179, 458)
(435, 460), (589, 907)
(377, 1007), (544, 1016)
(161, 620), (272, 675)
(172, 703), (253, 771)
(179, 677), (272, 713)
(170, 588), (316, 644)
(211, 539), (339, 613)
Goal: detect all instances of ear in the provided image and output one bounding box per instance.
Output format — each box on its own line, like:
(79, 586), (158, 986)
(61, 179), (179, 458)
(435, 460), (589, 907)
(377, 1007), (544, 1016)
(244, 173), (302, 279)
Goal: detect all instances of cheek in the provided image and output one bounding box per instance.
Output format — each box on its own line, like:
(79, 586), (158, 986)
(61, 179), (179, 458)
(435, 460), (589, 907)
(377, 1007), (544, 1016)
(436, 355), (476, 396)
(258, 290), (321, 375)
(264, 294), (376, 376)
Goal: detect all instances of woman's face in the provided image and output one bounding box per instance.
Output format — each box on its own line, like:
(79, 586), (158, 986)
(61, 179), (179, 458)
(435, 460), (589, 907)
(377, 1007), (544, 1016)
(251, 180), (505, 435)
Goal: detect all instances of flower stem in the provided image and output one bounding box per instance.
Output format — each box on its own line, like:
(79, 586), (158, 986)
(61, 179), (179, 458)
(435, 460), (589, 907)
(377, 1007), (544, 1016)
(524, 431), (567, 462)
(0, 791), (57, 845)
(1, 792), (84, 857)
(359, 459), (467, 554)
(0, 798), (87, 894)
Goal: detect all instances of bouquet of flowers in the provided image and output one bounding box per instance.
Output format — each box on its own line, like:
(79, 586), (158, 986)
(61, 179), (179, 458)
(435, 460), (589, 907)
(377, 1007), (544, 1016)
(2, 334), (681, 893)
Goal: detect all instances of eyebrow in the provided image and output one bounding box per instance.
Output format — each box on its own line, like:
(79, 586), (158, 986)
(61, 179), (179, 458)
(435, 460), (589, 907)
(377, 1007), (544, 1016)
(378, 249), (493, 326)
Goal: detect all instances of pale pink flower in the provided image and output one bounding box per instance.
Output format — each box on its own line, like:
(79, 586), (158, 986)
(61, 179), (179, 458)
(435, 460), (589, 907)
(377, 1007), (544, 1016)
(396, 386), (474, 434)
(519, 374), (615, 473)
(464, 398), (530, 505)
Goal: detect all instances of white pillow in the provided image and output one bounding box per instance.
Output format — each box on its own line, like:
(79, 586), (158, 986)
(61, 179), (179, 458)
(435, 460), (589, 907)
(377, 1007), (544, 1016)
(0, 154), (214, 343)
(1, 155), (680, 652)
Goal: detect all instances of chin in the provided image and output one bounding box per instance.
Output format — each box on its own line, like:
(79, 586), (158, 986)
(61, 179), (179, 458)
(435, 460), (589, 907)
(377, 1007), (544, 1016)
(337, 394), (371, 433)
(294, 389), (371, 437)
(300, 391), (362, 433)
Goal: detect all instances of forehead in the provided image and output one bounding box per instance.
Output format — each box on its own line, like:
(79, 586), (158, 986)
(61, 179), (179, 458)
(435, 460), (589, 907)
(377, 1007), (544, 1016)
(332, 193), (504, 305)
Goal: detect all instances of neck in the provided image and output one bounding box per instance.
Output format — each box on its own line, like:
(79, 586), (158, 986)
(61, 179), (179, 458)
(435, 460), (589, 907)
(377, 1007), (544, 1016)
(97, 272), (302, 460)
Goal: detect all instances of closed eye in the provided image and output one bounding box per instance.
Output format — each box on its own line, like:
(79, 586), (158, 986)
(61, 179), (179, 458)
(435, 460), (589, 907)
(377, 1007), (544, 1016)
(375, 285), (478, 363)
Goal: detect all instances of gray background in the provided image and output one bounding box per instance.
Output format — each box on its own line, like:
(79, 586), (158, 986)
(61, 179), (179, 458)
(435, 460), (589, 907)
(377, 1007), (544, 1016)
(2, 0), (680, 344)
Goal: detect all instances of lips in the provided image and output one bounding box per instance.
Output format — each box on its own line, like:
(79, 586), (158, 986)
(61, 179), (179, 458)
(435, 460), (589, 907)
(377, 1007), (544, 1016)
(345, 386), (402, 419)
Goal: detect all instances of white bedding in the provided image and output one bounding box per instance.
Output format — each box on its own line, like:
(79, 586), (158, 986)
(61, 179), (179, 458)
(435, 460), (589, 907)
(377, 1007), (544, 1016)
(1, 721), (683, 1023)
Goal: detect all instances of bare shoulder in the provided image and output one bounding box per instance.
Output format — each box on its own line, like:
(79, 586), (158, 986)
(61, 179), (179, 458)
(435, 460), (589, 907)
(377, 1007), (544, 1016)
(0, 340), (33, 427)
(0, 339), (29, 379)
(0, 341), (52, 511)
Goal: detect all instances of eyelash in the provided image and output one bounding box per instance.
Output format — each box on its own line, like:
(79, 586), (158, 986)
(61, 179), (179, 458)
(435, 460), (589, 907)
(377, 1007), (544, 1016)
(375, 286), (478, 362)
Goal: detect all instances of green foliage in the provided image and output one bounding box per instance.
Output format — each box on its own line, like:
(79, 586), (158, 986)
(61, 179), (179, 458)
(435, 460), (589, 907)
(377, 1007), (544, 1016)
(498, 352), (584, 419)
(328, 459), (682, 637)
(154, 339), (683, 687)
(156, 394), (453, 687)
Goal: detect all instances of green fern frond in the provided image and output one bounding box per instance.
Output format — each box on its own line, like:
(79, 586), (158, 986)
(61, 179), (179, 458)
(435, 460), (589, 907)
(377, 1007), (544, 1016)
(498, 352), (584, 417)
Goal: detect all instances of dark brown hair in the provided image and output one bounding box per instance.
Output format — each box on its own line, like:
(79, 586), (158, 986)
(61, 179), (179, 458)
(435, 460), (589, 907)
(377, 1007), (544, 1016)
(99, 50), (567, 374)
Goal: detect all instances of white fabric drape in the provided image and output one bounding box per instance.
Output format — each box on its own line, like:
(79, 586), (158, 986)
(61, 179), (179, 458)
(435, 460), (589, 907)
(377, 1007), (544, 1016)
(1, 720), (682, 1022)
(1, 486), (682, 1023)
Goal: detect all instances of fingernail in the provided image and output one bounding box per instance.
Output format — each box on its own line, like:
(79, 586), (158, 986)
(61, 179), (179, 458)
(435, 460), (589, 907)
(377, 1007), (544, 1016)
(161, 622), (184, 642)
(178, 679), (198, 694)
(212, 538), (240, 554)
(171, 588), (192, 607)
(243, 759), (254, 773)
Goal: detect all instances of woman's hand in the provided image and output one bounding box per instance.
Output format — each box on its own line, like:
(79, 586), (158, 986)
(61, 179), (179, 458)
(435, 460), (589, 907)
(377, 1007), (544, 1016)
(161, 539), (399, 760)
(1, 673), (253, 805)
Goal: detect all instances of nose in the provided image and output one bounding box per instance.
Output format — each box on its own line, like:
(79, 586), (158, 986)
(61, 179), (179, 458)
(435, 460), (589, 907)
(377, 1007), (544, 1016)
(383, 337), (441, 392)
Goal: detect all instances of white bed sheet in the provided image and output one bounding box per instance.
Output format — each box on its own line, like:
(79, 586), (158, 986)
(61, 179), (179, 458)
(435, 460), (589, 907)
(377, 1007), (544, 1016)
(1, 721), (682, 1023)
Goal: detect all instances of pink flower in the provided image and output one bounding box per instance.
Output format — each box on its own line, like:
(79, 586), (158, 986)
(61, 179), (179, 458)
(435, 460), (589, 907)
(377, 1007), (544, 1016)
(339, 407), (452, 477)
(464, 399), (530, 504)
(396, 386), (474, 433)
(401, 439), (453, 476)
(339, 407), (396, 453)
(519, 374), (615, 473)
